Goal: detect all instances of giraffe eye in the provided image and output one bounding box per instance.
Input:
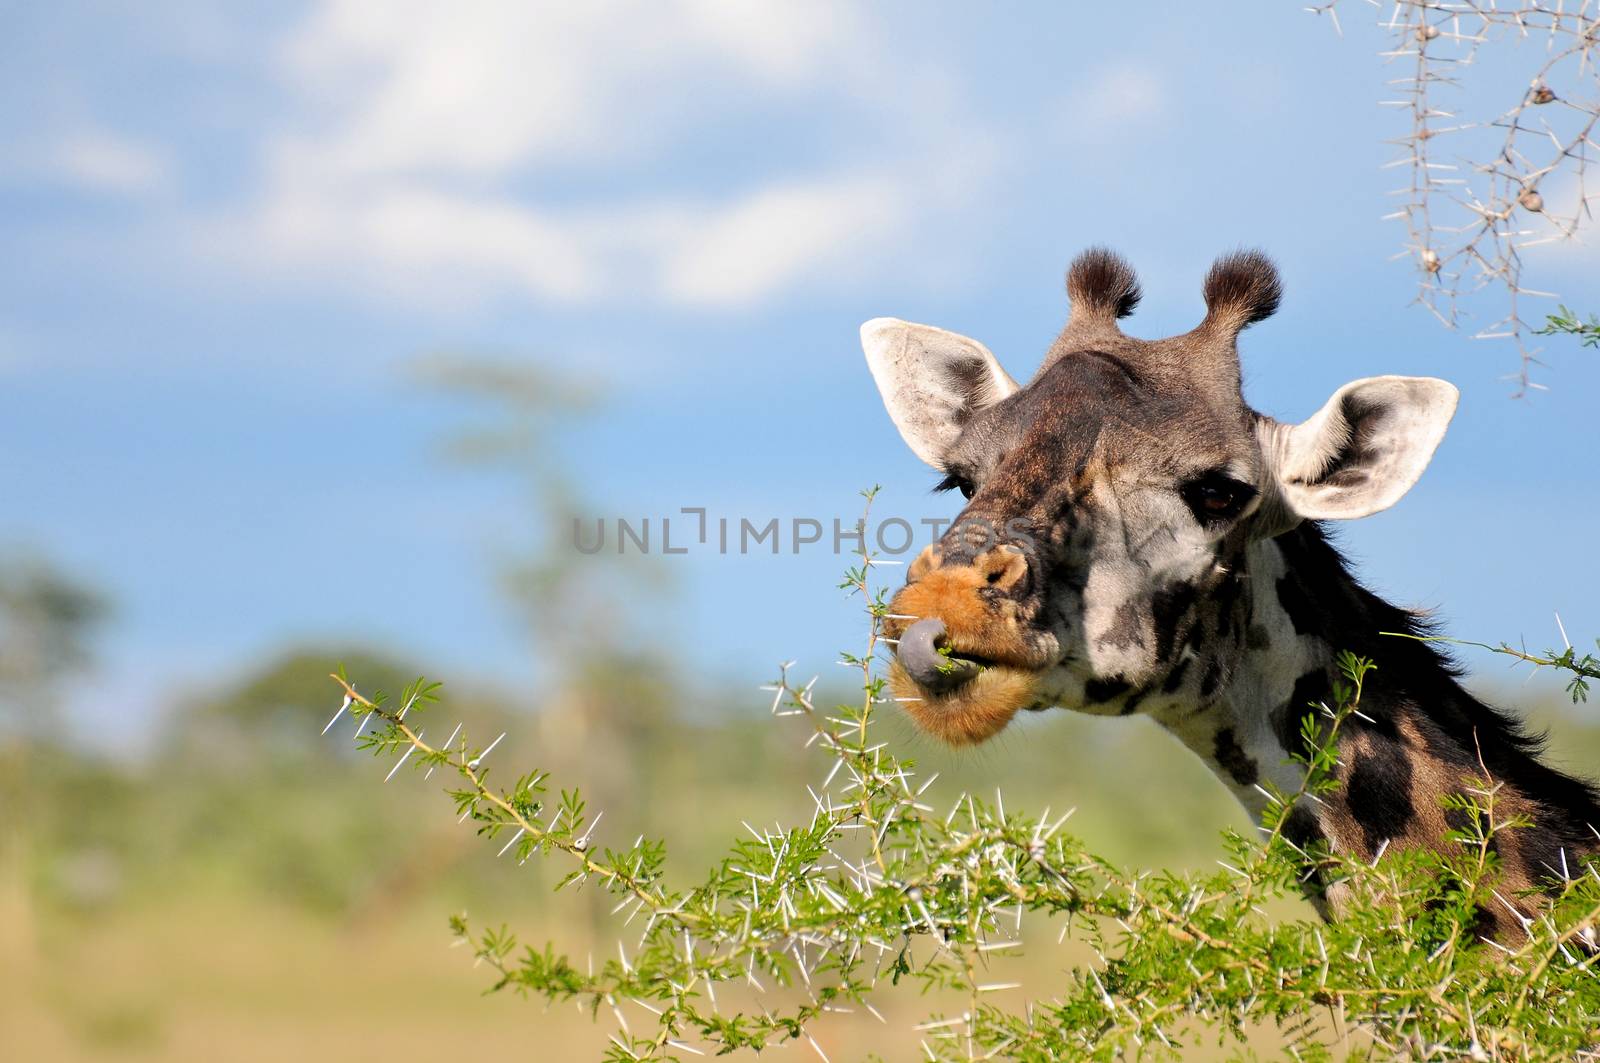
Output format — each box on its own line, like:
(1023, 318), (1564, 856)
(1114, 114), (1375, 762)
(934, 472), (976, 499)
(1181, 473), (1256, 523)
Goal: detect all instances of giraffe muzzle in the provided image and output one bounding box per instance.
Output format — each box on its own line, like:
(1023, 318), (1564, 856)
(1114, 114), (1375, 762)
(881, 548), (1050, 745)
(896, 618), (983, 694)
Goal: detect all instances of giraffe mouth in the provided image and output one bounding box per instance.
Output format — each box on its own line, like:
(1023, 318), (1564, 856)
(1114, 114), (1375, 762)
(887, 658), (1044, 745)
(889, 618), (1045, 745)
(881, 555), (1058, 745)
(895, 619), (990, 692)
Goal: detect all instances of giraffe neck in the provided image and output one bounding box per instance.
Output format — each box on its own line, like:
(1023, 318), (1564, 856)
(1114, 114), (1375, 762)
(1148, 523), (1600, 928)
(1147, 528), (1327, 821)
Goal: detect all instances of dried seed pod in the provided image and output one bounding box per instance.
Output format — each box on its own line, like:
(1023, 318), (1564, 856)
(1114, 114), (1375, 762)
(1421, 249), (1441, 274)
(1519, 188), (1544, 212)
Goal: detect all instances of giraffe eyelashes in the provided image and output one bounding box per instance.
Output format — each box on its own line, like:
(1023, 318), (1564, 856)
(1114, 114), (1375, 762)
(1180, 472), (1257, 524)
(933, 472), (976, 499)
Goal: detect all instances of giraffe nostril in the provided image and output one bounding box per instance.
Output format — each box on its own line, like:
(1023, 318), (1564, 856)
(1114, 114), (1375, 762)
(979, 545), (1031, 594)
(897, 618), (982, 694)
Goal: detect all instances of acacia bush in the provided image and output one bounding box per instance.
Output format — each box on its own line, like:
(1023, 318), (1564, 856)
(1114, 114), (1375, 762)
(333, 492), (1600, 1060)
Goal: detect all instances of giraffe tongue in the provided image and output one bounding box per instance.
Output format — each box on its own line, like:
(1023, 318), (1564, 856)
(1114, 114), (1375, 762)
(897, 618), (982, 694)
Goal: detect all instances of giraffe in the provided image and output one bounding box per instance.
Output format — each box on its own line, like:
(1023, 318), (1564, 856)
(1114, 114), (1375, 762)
(862, 248), (1600, 939)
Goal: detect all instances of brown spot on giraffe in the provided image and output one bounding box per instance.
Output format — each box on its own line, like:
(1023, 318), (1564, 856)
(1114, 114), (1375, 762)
(1212, 727), (1259, 787)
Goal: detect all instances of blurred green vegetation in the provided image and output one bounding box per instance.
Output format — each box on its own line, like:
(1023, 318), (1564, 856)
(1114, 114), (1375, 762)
(6, 360), (1598, 1059)
(7, 621), (1597, 1059)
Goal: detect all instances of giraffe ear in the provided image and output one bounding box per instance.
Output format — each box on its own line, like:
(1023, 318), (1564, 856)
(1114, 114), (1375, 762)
(1271, 375), (1458, 521)
(861, 318), (1019, 467)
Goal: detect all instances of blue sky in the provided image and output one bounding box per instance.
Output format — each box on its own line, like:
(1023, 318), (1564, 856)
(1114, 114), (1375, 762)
(2, 2), (1597, 746)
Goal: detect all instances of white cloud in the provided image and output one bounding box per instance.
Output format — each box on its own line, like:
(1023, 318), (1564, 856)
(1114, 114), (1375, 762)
(188, 0), (979, 312)
(41, 130), (171, 197)
(206, 171), (913, 310)
(275, 0), (855, 181)
(235, 182), (603, 305)
(1057, 62), (1168, 136)
(662, 176), (907, 306)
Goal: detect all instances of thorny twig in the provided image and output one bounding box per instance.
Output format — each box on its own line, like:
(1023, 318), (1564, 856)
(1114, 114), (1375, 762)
(1312, 0), (1600, 393)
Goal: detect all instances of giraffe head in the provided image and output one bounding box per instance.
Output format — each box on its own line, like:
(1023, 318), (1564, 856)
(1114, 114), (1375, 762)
(865, 249), (1458, 745)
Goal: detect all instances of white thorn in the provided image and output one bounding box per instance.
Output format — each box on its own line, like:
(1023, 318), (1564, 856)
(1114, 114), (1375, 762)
(497, 826), (526, 857)
(384, 734), (420, 782)
(427, 722), (463, 779)
(322, 695), (352, 735)
(469, 731), (506, 769)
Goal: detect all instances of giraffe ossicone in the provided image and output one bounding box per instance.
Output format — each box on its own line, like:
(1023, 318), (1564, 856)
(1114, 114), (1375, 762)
(863, 247), (1599, 940)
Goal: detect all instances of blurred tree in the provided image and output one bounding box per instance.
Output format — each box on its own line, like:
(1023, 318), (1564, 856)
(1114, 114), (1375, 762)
(160, 645), (424, 770)
(417, 354), (678, 925)
(0, 556), (107, 739)
(414, 354), (670, 656)
(149, 643), (530, 918)
(0, 554), (108, 957)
